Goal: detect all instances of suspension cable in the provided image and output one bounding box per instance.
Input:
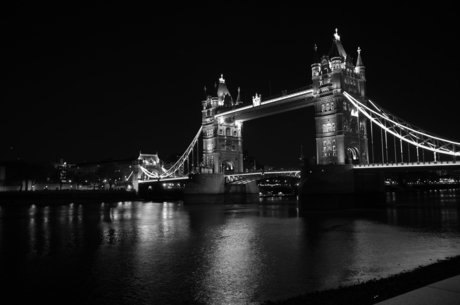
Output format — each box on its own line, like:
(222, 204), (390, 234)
(343, 92), (460, 157)
(161, 126), (203, 178)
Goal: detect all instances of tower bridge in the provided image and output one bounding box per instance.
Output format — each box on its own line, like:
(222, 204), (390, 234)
(136, 29), (460, 200)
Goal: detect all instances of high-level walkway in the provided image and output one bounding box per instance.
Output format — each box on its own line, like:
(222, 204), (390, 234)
(375, 275), (460, 305)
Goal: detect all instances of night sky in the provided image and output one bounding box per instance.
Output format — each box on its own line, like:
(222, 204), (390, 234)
(3, 4), (458, 168)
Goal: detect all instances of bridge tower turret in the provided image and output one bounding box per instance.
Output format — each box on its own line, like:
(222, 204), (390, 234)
(313, 29), (369, 165)
(201, 75), (243, 174)
(355, 47), (366, 98)
(311, 44), (321, 94)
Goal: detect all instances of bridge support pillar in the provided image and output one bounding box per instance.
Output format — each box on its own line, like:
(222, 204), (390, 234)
(132, 162), (139, 194)
(299, 164), (385, 209)
(300, 165), (355, 196)
(224, 181), (259, 204)
(183, 173), (259, 204)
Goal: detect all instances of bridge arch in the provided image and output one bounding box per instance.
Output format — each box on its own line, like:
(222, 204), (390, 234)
(346, 146), (360, 164)
(222, 160), (235, 174)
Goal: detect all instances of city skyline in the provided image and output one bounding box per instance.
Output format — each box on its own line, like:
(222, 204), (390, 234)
(3, 4), (458, 168)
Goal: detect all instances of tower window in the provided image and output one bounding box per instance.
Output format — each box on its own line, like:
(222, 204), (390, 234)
(219, 129), (223, 135)
(332, 123), (336, 131)
(226, 128), (230, 136)
(322, 104), (325, 112)
(343, 101), (347, 110)
(326, 103), (330, 111)
(233, 130), (237, 136)
(331, 102), (335, 110)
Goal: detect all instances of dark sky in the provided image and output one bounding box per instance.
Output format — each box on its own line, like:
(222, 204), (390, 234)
(3, 4), (458, 167)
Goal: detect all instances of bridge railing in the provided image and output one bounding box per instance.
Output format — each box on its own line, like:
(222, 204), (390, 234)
(260, 85), (313, 103)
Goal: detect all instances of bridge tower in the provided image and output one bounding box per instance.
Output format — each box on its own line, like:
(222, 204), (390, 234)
(311, 29), (369, 165)
(201, 75), (243, 174)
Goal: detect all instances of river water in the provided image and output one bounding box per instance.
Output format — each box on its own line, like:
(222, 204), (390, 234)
(1, 189), (460, 304)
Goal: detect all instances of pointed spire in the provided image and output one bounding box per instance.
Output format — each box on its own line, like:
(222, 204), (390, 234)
(312, 44), (320, 64)
(235, 87), (241, 104)
(356, 47), (364, 66)
(334, 28), (340, 41)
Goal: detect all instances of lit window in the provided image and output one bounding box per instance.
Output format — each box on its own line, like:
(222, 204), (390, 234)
(327, 123), (332, 132)
(326, 103), (330, 111)
(323, 124), (327, 133)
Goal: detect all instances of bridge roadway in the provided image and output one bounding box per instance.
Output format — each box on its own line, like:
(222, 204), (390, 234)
(224, 170), (301, 184)
(137, 171), (301, 185)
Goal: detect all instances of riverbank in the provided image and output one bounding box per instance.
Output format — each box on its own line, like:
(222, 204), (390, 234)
(263, 255), (460, 305)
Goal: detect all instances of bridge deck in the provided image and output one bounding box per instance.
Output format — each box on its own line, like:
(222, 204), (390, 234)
(354, 161), (459, 171)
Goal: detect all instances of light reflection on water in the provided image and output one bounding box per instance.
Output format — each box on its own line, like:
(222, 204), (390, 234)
(0, 190), (459, 304)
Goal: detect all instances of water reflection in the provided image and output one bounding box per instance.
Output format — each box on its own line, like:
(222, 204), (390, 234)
(0, 191), (459, 304)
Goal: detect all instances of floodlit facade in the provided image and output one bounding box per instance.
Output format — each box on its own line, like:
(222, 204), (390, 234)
(312, 29), (369, 165)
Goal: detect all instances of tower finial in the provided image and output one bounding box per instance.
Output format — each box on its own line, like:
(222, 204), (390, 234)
(357, 47), (361, 54)
(314, 44), (317, 51)
(334, 28), (340, 41)
(219, 74), (225, 83)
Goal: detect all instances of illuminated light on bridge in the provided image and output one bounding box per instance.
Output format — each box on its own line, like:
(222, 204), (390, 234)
(353, 160), (460, 170)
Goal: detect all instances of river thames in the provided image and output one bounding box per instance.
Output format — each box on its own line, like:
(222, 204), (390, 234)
(1, 189), (459, 304)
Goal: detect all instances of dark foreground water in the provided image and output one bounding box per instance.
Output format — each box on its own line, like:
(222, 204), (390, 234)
(1, 190), (460, 304)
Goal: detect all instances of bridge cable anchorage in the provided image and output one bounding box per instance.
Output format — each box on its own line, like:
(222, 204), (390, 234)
(159, 126), (203, 178)
(343, 92), (460, 158)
